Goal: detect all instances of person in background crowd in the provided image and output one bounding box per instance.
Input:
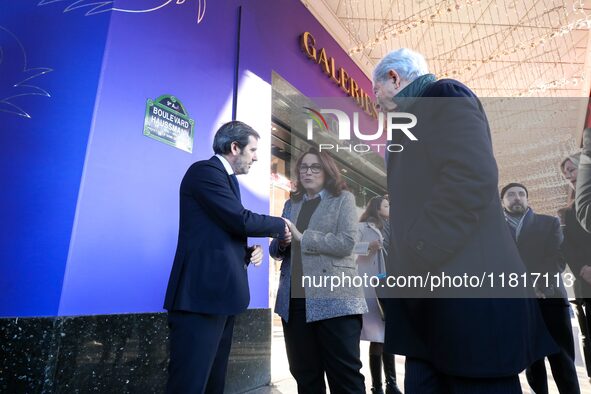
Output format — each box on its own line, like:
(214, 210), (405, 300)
(576, 128), (591, 232)
(501, 183), (579, 394)
(557, 204), (590, 382)
(270, 147), (368, 393)
(373, 47), (556, 393)
(356, 196), (402, 394)
(561, 152), (591, 382)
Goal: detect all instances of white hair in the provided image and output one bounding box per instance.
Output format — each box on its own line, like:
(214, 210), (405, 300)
(373, 48), (430, 83)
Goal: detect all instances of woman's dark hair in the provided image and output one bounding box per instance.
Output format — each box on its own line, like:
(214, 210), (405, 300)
(359, 196), (386, 229)
(291, 148), (347, 201)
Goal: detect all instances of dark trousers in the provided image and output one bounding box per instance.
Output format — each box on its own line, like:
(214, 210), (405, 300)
(574, 298), (591, 377)
(405, 357), (521, 394)
(282, 300), (365, 393)
(526, 302), (580, 394)
(167, 311), (235, 394)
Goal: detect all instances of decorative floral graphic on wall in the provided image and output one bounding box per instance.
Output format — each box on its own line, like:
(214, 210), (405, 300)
(38, 0), (207, 23)
(0, 26), (52, 118)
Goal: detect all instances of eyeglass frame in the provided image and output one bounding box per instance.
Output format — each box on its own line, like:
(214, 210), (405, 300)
(298, 164), (324, 174)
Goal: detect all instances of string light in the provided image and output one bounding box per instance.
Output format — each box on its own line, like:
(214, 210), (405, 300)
(440, 17), (591, 79)
(348, 0), (481, 55)
(331, 0), (590, 214)
(513, 76), (585, 97)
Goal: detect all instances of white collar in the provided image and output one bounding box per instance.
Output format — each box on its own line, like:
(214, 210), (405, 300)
(304, 189), (327, 201)
(215, 154), (234, 175)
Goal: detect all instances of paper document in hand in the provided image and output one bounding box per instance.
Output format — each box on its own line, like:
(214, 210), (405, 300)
(354, 242), (370, 256)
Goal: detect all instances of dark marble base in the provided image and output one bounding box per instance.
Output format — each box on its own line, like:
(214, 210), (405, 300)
(0, 309), (271, 393)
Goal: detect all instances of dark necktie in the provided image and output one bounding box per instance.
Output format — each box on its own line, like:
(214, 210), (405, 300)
(230, 174), (241, 201)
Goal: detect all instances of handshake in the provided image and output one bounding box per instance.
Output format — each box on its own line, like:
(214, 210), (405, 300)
(248, 218), (301, 266)
(280, 218), (302, 247)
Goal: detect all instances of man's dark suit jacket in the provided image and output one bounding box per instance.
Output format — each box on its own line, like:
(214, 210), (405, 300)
(513, 211), (568, 304)
(564, 204), (591, 298)
(384, 79), (556, 377)
(164, 156), (284, 315)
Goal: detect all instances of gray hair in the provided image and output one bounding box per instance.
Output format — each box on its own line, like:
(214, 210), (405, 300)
(373, 48), (430, 83)
(212, 121), (260, 155)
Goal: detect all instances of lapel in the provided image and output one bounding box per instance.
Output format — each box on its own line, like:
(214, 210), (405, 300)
(210, 156), (240, 200)
(367, 222), (383, 241)
(289, 193), (334, 228)
(308, 194), (333, 229)
(229, 175), (241, 200)
(290, 199), (303, 224)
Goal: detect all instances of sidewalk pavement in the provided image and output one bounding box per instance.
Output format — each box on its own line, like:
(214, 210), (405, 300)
(249, 316), (591, 394)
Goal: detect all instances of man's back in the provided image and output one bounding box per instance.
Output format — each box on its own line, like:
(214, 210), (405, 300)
(564, 204), (591, 297)
(516, 213), (566, 289)
(384, 79), (556, 377)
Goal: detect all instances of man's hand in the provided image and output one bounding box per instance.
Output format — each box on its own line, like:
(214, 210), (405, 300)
(249, 245), (263, 266)
(581, 265), (591, 285)
(281, 218), (292, 241)
(285, 219), (303, 242)
(281, 218), (293, 244)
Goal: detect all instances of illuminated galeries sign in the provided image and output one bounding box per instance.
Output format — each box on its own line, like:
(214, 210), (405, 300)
(300, 31), (378, 118)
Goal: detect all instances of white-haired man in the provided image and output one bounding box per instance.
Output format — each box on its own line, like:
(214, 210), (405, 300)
(373, 48), (556, 393)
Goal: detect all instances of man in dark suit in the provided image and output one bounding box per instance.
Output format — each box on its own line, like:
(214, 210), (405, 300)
(501, 182), (579, 394)
(372, 48), (557, 393)
(562, 150), (591, 382)
(163, 121), (288, 393)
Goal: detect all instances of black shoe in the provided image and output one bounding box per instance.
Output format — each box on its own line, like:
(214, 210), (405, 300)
(369, 354), (384, 394)
(383, 352), (403, 394)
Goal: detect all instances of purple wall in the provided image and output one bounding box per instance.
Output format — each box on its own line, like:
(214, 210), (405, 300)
(239, 1), (373, 99)
(2, 0), (374, 317)
(57, 0), (244, 315)
(0, 1), (110, 317)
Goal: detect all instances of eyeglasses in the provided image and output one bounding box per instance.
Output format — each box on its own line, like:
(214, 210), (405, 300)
(298, 164), (323, 174)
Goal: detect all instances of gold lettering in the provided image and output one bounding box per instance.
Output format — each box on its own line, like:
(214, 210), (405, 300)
(370, 101), (378, 119)
(349, 79), (361, 105)
(366, 95), (373, 115)
(300, 32), (377, 118)
(338, 68), (349, 94)
(300, 32), (317, 61)
(358, 90), (366, 112)
(329, 57), (339, 84)
(361, 92), (371, 114)
(317, 48), (330, 76)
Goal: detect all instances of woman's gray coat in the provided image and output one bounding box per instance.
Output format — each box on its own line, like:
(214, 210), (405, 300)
(270, 191), (368, 322)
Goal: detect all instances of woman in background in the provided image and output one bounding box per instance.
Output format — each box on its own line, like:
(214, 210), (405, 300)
(357, 196), (402, 394)
(576, 128), (591, 231)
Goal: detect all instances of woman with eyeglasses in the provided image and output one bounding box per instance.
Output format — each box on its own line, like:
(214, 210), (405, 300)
(270, 147), (368, 393)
